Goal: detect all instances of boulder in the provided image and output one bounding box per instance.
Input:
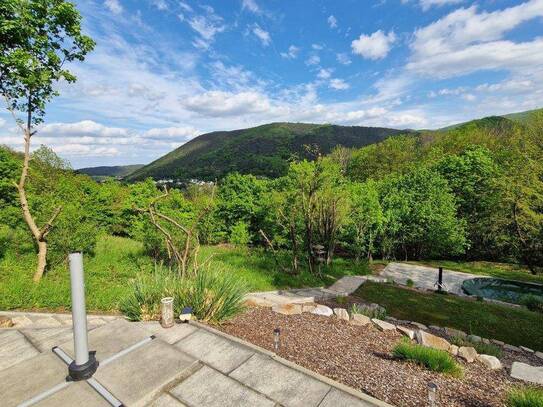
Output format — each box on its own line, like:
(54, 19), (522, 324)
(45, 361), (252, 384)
(520, 346), (534, 353)
(449, 345), (459, 356)
(490, 339), (505, 346)
(478, 354), (502, 370)
(333, 308), (350, 321)
(467, 334), (482, 343)
(372, 318), (396, 331)
(510, 362), (543, 385)
(535, 351), (543, 360)
(504, 344), (522, 352)
(444, 327), (467, 339)
(411, 322), (427, 330)
(302, 304), (317, 313)
(396, 326), (415, 340)
(416, 330), (451, 352)
(350, 314), (371, 326)
(272, 303), (303, 315)
(458, 346), (478, 363)
(0, 316), (14, 328)
(310, 305), (333, 317)
(429, 325), (443, 332)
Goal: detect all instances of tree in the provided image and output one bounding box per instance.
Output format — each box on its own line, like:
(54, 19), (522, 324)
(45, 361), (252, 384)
(0, 0), (95, 281)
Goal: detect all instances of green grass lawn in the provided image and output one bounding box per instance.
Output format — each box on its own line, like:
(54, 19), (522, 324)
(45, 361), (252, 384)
(354, 282), (543, 351)
(408, 260), (543, 284)
(0, 235), (369, 313)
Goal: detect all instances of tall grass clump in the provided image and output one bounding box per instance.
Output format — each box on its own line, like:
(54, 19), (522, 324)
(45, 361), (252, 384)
(520, 295), (543, 314)
(120, 265), (247, 323)
(351, 303), (387, 320)
(393, 339), (463, 377)
(506, 386), (543, 407)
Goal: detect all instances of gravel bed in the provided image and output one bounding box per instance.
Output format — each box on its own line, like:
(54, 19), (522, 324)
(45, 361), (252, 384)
(217, 307), (535, 407)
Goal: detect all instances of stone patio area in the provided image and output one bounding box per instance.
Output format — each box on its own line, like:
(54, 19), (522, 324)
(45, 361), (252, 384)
(0, 311), (390, 407)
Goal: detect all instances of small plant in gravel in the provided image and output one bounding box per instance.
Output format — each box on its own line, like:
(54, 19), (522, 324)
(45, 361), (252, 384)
(506, 386), (543, 406)
(351, 303), (387, 320)
(520, 295), (543, 314)
(336, 295), (348, 305)
(393, 339), (463, 377)
(406, 278), (414, 287)
(450, 335), (502, 358)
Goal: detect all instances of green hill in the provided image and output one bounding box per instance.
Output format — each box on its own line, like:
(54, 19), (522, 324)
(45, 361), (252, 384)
(77, 164), (144, 180)
(126, 122), (408, 181)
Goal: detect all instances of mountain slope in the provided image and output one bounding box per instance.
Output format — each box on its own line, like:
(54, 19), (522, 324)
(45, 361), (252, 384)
(77, 164), (144, 180)
(126, 122), (408, 181)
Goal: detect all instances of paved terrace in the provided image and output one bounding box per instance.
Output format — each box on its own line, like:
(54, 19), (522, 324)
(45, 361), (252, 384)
(0, 311), (390, 407)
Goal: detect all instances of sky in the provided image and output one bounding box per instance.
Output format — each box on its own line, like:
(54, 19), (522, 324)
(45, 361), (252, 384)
(1, 0), (542, 168)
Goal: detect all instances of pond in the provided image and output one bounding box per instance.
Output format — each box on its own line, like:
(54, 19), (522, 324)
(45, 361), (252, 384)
(462, 277), (543, 305)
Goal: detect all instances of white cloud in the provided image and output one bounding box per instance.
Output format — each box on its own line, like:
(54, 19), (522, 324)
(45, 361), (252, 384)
(251, 24), (271, 46)
(280, 45), (300, 59)
(181, 91), (271, 116)
(242, 0), (260, 13)
(0, 118), (5, 128)
(419, 0), (463, 11)
(305, 55), (320, 66)
(40, 120), (130, 138)
(327, 15), (337, 29)
(179, 1), (192, 12)
(329, 78), (350, 90)
(408, 1), (543, 78)
(143, 126), (199, 140)
(317, 68), (332, 79)
(188, 15), (225, 42)
(104, 0), (123, 14)
(336, 53), (352, 65)
(152, 0), (168, 11)
(352, 30), (396, 60)
(312, 44), (324, 50)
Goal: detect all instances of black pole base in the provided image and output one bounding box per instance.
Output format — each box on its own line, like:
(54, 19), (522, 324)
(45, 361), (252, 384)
(68, 351), (99, 381)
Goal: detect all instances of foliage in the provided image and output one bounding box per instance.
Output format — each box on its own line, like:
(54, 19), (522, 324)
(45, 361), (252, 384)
(229, 221), (251, 245)
(350, 303), (387, 320)
(449, 335), (502, 358)
(506, 387), (543, 407)
(120, 265), (247, 323)
(393, 339), (463, 377)
(355, 281), (543, 351)
(520, 295), (543, 314)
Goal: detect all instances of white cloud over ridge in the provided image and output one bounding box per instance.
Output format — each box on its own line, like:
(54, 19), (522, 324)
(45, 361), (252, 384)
(352, 30), (396, 60)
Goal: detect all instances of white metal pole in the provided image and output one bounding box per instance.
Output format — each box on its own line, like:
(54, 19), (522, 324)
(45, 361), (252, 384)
(68, 252), (89, 366)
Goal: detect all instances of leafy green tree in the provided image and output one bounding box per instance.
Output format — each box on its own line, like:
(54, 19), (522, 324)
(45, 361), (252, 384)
(229, 221), (251, 245)
(1, 0), (95, 281)
(379, 167), (467, 260)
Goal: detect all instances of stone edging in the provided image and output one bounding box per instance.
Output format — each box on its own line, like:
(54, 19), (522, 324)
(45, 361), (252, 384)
(189, 320), (393, 407)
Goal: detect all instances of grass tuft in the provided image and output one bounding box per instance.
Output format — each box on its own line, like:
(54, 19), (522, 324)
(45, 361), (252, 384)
(393, 339), (463, 377)
(506, 386), (543, 407)
(450, 336), (502, 358)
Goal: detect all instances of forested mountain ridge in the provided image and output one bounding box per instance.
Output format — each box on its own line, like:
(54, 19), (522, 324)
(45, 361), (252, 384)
(77, 164), (144, 180)
(125, 122), (409, 181)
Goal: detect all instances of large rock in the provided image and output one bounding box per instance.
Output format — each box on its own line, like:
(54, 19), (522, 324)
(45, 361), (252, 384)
(333, 308), (349, 321)
(467, 334), (482, 344)
(478, 354), (502, 370)
(511, 362), (543, 385)
(396, 326), (415, 340)
(372, 318), (396, 331)
(411, 322), (427, 330)
(272, 303), (302, 315)
(350, 314), (371, 326)
(302, 304), (317, 313)
(0, 316), (13, 328)
(449, 345), (459, 356)
(535, 351), (543, 360)
(458, 346), (478, 363)
(504, 344), (522, 352)
(310, 305), (333, 317)
(416, 330), (451, 352)
(520, 346), (534, 353)
(444, 327), (467, 339)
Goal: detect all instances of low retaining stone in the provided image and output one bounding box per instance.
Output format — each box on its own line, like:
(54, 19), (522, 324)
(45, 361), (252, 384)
(350, 314), (371, 326)
(272, 303), (302, 315)
(478, 354), (502, 370)
(396, 326), (415, 340)
(449, 345), (459, 356)
(416, 330), (451, 352)
(310, 305), (333, 317)
(372, 318), (396, 331)
(333, 308), (349, 321)
(511, 362), (543, 385)
(458, 346), (477, 363)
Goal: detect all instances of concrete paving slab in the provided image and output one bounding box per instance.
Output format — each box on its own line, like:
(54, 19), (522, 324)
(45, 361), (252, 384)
(327, 276), (368, 295)
(175, 329), (254, 374)
(0, 352), (67, 406)
(318, 388), (375, 407)
(29, 316), (63, 328)
(171, 365), (275, 407)
(138, 321), (198, 345)
(0, 330), (40, 372)
(230, 353), (331, 407)
(95, 339), (198, 407)
(58, 319), (150, 361)
(148, 393), (186, 407)
(35, 381), (109, 407)
(21, 327), (73, 352)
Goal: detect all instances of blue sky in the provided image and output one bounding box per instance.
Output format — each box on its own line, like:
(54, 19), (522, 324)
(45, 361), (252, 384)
(1, 0), (542, 168)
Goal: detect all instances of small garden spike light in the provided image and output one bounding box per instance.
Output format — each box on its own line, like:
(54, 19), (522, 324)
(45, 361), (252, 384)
(160, 297), (174, 328)
(180, 306), (193, 323)
(273, 328), (281, 351)
(428, 382), (438, 406)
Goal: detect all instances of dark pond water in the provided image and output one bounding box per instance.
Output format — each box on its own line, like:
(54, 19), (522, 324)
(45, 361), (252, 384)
(462, 277), (543, 304)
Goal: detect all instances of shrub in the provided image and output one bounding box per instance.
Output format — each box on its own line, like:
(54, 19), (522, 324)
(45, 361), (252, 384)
(351, 303), (387, 320)
(450, 335), (502, 358)
(229, 221), (251, 245)
(393, 339), (463, 377)
(506, 386), (543, 407)
(121, 266), (247, 323)
(520, 295), (543, 314)
(406, 278), (414, 287)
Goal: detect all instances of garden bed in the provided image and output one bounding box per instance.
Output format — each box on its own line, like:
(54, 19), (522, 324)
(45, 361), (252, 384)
(217, 307), (540, 407)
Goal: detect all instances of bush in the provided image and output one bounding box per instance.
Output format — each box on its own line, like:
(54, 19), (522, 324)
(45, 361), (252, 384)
(406, 278), (414, 287)
(120, 265), (247, 323)
(229, 221), (251, 245)
(393, 339), (463, 377)
(520, 295), (543, 314)
(506, 386), (543, 407)
(450, 335), (502, 358)
(351, 302), (387, 319)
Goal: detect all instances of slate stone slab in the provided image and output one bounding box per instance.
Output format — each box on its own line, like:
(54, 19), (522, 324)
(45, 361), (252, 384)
(230, 353), (331, 407)
(95, 339), (197, 407)
(171, 366), (275, 407)
(175, 329), (254, 373)
(318, 388), (376, 407)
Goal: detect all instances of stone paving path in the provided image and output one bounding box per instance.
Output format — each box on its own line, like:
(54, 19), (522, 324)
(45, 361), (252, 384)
(381, 262), (485, 295)
(0, 312), (390, 407)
